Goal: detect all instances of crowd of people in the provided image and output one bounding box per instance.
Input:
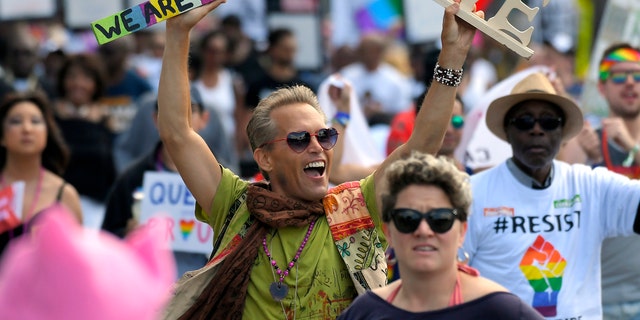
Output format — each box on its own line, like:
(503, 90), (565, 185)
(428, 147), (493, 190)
(0, 0), (639, 319)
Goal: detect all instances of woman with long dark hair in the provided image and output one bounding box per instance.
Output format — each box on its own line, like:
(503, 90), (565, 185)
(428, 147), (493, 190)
(0, 92), (82, 255)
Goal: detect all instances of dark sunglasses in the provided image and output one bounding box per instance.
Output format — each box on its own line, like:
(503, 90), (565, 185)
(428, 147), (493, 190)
(451, 115), (464, 129)
(609, 70), (640, 84)
(391, 208), (458, 234)
(508, 115), (562, 131)
(259, 128), (339, 153)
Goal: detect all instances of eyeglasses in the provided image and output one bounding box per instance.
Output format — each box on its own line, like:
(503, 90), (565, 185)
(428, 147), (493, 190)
(390, 208), (458, 234)
(609, 70), (640, 84)
(508, 115), (563, 131)
(259, 128), (339, 153)
(451, 115), (464, 129)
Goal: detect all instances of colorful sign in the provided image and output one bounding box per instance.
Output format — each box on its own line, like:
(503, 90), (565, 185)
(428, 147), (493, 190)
(91, 0), (217, 45)
(139, 172), (213, 255)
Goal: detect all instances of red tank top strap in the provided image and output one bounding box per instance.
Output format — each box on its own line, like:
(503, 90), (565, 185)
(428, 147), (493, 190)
(457, 262), (480, 276)
(449, 263), (480, 306)
(448, 271), (463, 306)
(387, 264), (480, 306)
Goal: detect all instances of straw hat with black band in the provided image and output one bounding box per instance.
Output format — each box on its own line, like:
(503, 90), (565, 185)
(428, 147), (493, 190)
(486, 72), (583, 142)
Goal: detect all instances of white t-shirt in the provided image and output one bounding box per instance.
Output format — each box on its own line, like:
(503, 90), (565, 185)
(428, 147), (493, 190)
(340, 62), (413, 115)
(464, 160), (640, 320)
(193, 69), (236, 139)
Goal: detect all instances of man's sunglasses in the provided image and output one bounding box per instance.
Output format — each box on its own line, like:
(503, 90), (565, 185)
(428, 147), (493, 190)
(609, 70), (640, 84)
(508, 115), (562, 131)
(259, 128), (339, 153)
(390, 208), (458, 234)
(451, 115), (464, 129)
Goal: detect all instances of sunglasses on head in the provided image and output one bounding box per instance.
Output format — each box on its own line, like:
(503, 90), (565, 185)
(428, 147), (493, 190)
(391, 208), (458, 234)
(609, 70), (640, 84)
(508, 115), (563, 131)
(259, 128), (339, 153)
(451, 115), (464, 129)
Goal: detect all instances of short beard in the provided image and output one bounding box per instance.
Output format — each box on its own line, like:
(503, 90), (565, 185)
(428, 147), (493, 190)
(612, 107), (640, 119)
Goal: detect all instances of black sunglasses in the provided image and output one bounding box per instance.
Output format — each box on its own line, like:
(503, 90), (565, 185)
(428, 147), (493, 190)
(508, 115), (562, 131)
(259, 128), (339, 153)
(391, 208), (458, 234)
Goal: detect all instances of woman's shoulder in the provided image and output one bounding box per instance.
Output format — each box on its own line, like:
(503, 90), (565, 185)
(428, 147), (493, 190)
(370, 279), (401, 301)
(42, 171), (82, 221)
(461, 271), (509, 301)
(43, 171), (79, 199)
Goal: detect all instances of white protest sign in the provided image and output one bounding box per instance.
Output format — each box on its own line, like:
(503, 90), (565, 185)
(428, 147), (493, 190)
(139, 171), (213, 255)
(432, 0), (549, 59)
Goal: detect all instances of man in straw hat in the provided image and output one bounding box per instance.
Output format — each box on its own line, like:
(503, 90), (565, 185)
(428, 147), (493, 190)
(462, 72), (640, 319)
(560, 43), (640, 319)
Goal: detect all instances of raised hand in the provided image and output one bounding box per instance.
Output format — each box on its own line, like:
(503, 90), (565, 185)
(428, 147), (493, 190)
(576, 121), (602, 163)
(166, 0), (227, 32)
(602, 117), (636, 151)
(441, 0), (485, 54)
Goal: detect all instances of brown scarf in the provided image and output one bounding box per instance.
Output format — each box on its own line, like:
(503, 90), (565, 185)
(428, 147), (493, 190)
(179, 182), (325, 320)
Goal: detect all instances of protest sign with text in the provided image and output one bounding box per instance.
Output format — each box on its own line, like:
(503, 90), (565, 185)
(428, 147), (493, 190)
(91, 0), (218, 45)
(139, 171), (213, 255)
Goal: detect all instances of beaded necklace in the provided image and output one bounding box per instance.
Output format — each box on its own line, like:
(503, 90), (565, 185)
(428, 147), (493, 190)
(262, 219), (316, 302)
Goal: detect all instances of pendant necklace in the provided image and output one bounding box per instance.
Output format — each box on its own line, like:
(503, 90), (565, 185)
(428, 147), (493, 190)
(263, 219), (316, 302)
(270, 255), (300, 320)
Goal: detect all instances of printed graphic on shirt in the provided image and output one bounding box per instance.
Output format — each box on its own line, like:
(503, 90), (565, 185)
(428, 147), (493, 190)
(491, 211), (580, 234)
(519, 235), (566, 317)
(483, 206), (515, 217)
(553, 194), (581, 209)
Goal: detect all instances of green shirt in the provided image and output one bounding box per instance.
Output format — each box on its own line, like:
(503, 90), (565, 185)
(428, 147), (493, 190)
(196, 167), (384, 319)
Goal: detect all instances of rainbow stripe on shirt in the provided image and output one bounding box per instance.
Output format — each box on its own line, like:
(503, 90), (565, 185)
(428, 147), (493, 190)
(519, 235), (566, 317)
